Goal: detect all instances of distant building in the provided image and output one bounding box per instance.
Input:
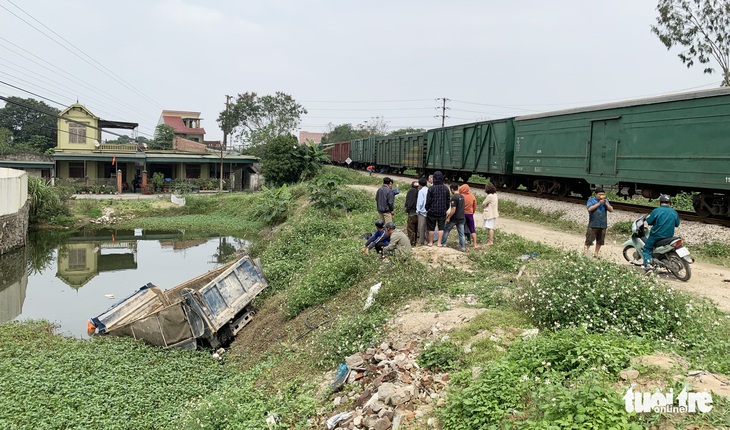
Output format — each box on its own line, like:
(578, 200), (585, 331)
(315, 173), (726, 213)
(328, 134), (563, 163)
(158, 110), (206, 142)
(299, 131), (324, 145)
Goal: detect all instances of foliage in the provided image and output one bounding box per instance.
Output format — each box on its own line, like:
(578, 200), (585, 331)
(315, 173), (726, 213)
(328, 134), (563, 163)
(251, 185), (293, 225)
(179, 357), (318, 429)
(218, 91), (307, 151)
(260, 134), (306, 186)
(0, 321), (230, 430)
(517, 254), (695, 339)
(151, 171), (165, 190)
(316, 308), (388, 368)
(652, 0), (730, 86)
(695, 240), (730, 258)
(321, 123), (367, 144)
(0, 96), (59, 153)
(151, 123), (175, 150)
(387, 127), (425, 136)
(307, 174), (352, 211)
(608, 220), (633, 235)
(27, 177), (72, 224)
(285, 240), (367, 318)
(468, 231), (561, 273)
(298, 143), (330, 180)
(418, 339), (463, 371)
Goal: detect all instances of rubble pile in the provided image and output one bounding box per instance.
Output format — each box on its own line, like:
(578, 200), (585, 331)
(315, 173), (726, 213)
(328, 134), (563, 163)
(323, 341), (449, 430)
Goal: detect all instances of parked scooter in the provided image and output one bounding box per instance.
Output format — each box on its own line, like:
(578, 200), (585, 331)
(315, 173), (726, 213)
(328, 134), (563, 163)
(622, 215), (693, 281)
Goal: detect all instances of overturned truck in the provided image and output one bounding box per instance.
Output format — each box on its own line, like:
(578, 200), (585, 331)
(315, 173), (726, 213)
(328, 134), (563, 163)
(88, 254), (267, 350)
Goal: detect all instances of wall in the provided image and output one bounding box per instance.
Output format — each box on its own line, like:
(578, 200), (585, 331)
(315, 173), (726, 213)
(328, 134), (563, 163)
(0, 168), (29, 254)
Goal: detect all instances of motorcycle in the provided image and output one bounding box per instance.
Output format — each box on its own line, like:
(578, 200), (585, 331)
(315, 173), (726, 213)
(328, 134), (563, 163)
(622, 215), (693, 281)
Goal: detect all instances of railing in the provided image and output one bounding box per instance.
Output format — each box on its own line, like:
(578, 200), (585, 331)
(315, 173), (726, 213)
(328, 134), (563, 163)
(98, 143), (139, 152)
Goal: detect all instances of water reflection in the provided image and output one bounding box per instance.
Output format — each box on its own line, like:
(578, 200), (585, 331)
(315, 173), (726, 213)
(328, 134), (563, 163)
(6, 228), (247, 338)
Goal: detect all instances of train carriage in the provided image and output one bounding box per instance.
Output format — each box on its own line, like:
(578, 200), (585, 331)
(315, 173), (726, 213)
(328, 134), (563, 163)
(375, 132), (428, 173)
(323, 141), (351, 166)
(350, 137), (377, 169)
(513, 87), (730, 216)
(426, 119), (515, 183)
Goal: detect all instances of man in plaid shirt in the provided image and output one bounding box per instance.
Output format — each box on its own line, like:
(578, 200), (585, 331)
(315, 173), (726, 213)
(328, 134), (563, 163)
(425, 171), (450, 247)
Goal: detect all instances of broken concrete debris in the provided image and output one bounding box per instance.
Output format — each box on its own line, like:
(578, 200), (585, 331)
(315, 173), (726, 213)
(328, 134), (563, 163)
(322, 341), (448, 429)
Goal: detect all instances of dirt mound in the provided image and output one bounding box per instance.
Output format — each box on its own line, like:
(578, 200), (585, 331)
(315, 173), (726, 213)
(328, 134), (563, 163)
(411, 246), (474, 272)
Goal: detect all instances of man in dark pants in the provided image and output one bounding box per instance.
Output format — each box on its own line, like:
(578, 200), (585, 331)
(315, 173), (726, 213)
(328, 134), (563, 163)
(425, 171), (450, 247)
(441, 183), (466, 251)
(584, 187), (613, 257)
(643, 194), (681, 273)
(404, 181), (419, 246)
(375, 177), (394, 223)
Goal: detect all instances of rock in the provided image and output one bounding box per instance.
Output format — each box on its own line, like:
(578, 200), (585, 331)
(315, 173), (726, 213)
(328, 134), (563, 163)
(370, 400), (386, 413)
(521, 328), (539, 339)
(389, 388), (411, 406)
(363, 415), (380, 429)
(380, 342), (391, 351)
(427, 417), (436, 427)
(463, 344), (472, 354)
(688, 370), (706, 376)
(378, 382), (397, 404)
(364, 393), (380, 409)
(355, 389), (373, 408)
(472, 367), (482, 378)
(333, 396), (342, 406)
(619, 369), (640, 381)
(373, 417), (391, 430)
(436, 398), (446, 407)
(353, 415), (363, 427)
(346, 353), (364, 369)
(374, 353), (389, 362)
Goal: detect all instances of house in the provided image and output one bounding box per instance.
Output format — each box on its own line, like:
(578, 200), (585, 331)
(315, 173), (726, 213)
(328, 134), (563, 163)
(53, 104), (259, 192)
(299, 130), (324, 145)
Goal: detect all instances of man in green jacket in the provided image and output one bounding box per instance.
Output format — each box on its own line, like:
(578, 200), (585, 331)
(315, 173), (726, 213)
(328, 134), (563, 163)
(382, 222), (412, 258)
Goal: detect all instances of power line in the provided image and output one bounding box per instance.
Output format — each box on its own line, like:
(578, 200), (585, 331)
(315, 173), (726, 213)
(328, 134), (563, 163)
(301, 98), (433, 103)
(2, 0), (164, 109)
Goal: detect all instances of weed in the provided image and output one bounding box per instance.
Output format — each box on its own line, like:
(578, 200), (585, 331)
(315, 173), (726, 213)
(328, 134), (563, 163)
(418, 339), (462, 371)
(315, 308), (387, 368)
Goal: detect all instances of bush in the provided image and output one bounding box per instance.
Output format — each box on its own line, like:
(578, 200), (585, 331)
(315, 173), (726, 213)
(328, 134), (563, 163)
(251, 185), (293, 225)
(517, 255), (693, 339)
(27, 177), (72, 224)
(316, 309), (387, 367)
(418, 339), (462, 371)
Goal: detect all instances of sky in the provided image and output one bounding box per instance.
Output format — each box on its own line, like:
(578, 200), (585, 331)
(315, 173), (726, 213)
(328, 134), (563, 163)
(0, 0), (723, 144)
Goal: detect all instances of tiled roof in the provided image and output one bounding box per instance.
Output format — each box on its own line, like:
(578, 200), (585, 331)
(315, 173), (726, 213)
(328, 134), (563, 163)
(162, 116), (206, 135)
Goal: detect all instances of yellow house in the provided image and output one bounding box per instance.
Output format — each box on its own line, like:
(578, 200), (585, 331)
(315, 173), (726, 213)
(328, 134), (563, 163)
(53, 104), (259, 191)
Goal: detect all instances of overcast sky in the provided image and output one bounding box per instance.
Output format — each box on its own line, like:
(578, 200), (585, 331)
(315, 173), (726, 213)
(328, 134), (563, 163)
(0, 0), (722, 143)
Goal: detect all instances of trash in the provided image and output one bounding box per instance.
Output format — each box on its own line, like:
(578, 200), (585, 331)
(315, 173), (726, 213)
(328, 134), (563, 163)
(517, 252), (538, 261)
(265, 413), (282, 429)
(331, 363), (349, 392)
(364, 282), (382, 310)
(104, 294), (115, 299)
(326, 411), (353, 429)
(516, 264), (527, 279)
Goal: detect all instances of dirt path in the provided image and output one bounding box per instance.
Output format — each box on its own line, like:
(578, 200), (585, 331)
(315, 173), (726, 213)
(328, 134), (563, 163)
(350, 181), (730, 313)
(490, 216), (730, 313)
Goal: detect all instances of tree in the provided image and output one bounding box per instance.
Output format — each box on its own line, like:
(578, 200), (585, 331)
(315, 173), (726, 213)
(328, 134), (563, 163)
(321, 123), (366, 144)
(652, 0), (730, 86)
(260, 134), (305, 186)
(150, 124), (175, 150)
(298, 143), (330, 180)
(0, 96), (59, 153)
(388, 127), (425, 136)
(217, 92), (307, 151)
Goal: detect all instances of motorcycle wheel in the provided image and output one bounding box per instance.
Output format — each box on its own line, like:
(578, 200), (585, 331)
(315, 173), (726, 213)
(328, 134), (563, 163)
(622, 245), (642, 266)
(667, 253), (692, 282)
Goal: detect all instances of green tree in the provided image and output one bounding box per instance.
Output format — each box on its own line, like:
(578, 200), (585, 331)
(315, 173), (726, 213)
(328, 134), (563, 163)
(151, 124), (175, 150)
(388, 127), (425, 136)
(217, 92), (307, 151)
(298, 144), (330, 180)
(261, 134), (305, 186)
(321, 123), (367, 144)
(652, 0), (730, 86)
(0, 96), (59, 153)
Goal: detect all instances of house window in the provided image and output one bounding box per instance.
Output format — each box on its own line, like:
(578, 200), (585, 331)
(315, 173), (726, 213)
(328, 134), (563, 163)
(68, 248), (87, 270)
(68, 161), (84, 178)
(186, 164), (201, 178)
(69, 122), (87, 143)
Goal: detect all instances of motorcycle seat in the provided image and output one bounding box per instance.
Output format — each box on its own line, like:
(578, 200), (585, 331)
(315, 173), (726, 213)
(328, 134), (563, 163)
(654, 237), (679, 247)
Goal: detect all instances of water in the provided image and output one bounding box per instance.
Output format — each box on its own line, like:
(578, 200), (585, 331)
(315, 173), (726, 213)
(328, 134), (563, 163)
(0, 228), (247, 338)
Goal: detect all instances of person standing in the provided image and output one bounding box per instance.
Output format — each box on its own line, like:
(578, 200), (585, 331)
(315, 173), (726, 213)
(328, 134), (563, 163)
(584, 187), (613, 257)
(425, 171), (450, 247)
(375, 177), (395, 223)
(415, 177), (429, 245)
(405, 181), (420, 246)
(643, 194), (680, 273)
(382, 222), (412, 258)
(482, 183), (499, 246)
(459, 184), (478, 248)
(441, 183), (466, 251)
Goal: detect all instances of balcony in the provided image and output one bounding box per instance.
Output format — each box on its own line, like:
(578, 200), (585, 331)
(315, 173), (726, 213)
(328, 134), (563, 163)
(97, 143), (140, 152)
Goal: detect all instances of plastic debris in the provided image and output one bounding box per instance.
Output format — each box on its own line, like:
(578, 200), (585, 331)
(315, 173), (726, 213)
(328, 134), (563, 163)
(326, 411), (353, 429)
(265, 413), (282, 429)
(364, 282), (382, 310)
(104, 294), (115, 299)
(331, 363), (349, 392)
(517, 252), (538, 261)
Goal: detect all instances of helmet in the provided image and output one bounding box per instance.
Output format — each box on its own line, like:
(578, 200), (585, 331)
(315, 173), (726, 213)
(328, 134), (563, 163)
(384, 222), (396, 230)
(659, 194), (671, 204)
(375, 220), (385, 228)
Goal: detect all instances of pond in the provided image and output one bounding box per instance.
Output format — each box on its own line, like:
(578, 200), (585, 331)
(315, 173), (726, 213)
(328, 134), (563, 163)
(0, 228), (248, 339)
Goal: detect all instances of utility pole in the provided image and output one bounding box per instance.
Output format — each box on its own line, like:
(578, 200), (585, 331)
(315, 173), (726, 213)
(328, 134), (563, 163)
(435, 97), (450, 127)
(221, 95), (232, 192)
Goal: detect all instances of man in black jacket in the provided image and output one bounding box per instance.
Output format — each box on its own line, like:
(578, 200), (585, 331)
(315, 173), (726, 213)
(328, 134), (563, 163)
(425, 171), (450, 247)
(375, 177), (395, 223)
(404, 181), (419, 246)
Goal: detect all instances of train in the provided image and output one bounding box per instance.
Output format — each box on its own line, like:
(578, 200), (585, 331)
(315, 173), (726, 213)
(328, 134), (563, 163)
(323, 87), (730, 218)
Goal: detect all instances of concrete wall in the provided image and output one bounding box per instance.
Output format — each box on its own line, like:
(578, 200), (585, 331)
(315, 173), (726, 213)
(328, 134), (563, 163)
(0, 168), (29, 254)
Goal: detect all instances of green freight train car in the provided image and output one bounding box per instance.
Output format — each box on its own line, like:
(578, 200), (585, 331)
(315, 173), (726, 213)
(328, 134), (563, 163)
(512, 88), (730, 216)
(426, 119), (515, 184)
(349, 137), (377, 169)
(375, 132), (427, 173)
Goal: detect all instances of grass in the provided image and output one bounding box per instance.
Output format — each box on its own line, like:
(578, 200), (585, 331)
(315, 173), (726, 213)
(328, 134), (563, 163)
(496, 199), (584, 234)
(4, 165), (730, 429)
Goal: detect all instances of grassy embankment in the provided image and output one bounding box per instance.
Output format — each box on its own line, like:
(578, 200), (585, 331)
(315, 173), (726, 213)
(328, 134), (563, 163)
(2, 166), (729, 429)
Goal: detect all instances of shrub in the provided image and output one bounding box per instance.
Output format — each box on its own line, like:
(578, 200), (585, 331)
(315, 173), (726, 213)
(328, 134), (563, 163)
(27, 177), (71, 224)
(316, 308), (387, 368)
(517, 255), (692, 339)
(251, 184), (292, 225)
(418, 339), (462, 371)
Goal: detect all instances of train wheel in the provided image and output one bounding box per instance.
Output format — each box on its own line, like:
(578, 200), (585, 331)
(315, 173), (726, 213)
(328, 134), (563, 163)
(692, 195), (712, 217)
(534, 180), (547, 195)
(557, 182), (570, 197)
